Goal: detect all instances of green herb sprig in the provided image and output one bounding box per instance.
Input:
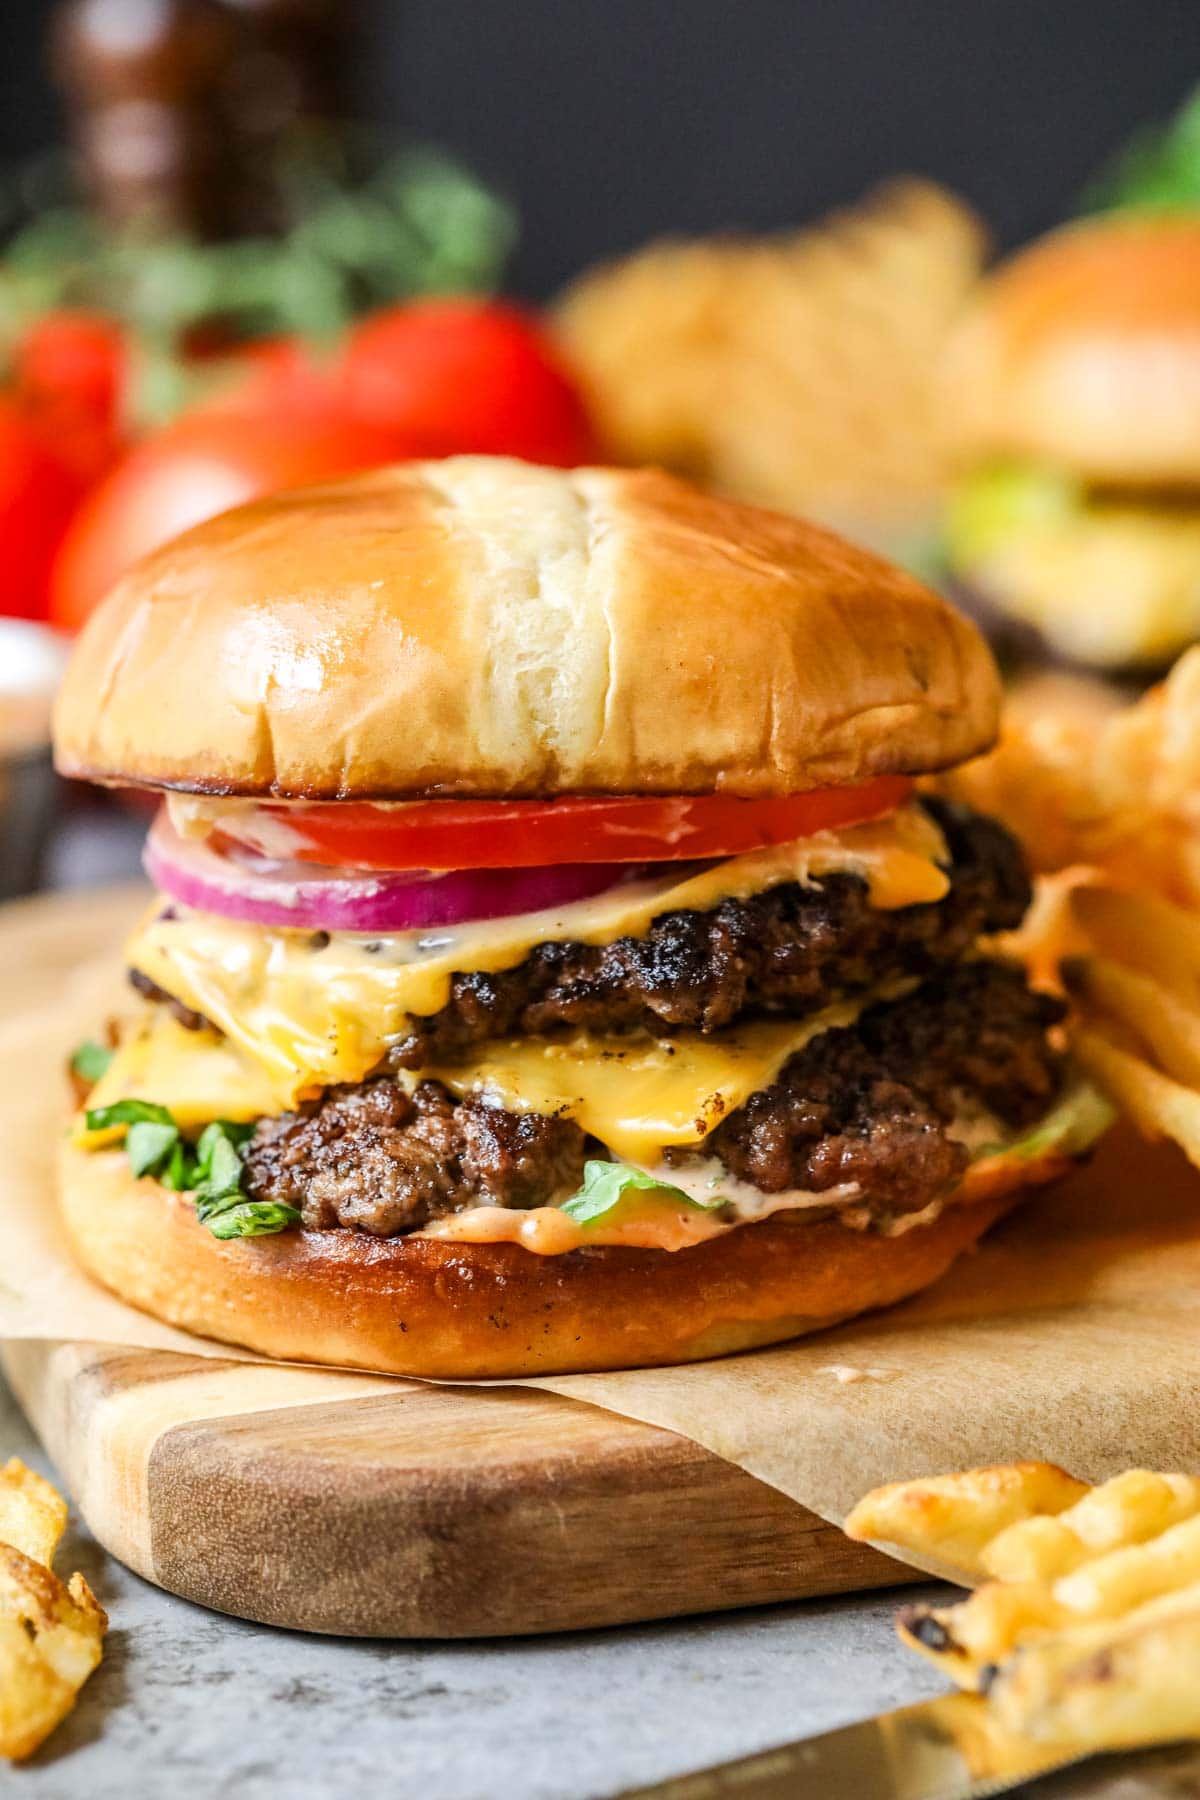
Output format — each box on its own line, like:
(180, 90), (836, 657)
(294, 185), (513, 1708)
(83, 1101), (300, 1239)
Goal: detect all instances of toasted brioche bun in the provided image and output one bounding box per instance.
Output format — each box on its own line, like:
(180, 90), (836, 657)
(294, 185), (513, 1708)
(54, 456), (998, 800)
(58, 1140), (1073, 1377)
(949, 218), (1200, 486)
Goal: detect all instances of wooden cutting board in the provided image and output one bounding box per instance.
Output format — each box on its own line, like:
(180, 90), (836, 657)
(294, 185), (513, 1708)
(0, 883), (911, 1636)
(2, 1339), (912, 1637)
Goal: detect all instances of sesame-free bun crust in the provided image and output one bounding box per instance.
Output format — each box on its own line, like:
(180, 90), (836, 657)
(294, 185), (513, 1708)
(58, 1141), (1070, 1377)
(54, 457), (999, 800)
(949, 218), (1200, 485)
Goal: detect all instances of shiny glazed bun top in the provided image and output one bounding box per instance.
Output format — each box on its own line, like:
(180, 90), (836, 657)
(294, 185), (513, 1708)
(54, 456), (1000, 799)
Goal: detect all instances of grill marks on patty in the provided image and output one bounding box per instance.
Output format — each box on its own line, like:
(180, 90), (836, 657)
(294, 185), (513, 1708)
(704, 962), (1064, 1208)
(246, 1083), (588, 1237)
(243, 961), (1066, 1237)
(383, 799), (1028, 1067)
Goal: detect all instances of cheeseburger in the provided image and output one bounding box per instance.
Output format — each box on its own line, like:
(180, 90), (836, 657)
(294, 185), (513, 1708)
(944, 215), (1200, 672)
(54, 457), (1108, 1376)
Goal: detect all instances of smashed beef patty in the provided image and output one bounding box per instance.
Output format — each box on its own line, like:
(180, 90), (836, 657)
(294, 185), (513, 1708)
(247, 1083), (588, 1236)
(704, 960), (1064, 1207)
(243, 960), (1064, 1237)
(384, 799), (1028, 1066)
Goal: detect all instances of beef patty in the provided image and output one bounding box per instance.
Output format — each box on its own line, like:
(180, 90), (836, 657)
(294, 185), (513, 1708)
(244, 960), (1065, 1236)
(129, 799), (1030, 1061)
(383, 799), (1028, 1067)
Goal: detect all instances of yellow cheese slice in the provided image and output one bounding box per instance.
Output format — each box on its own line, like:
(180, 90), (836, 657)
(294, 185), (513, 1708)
(73, 1012), (278, 1146)
(422, 992), (889, 1162)
(74, 984), (903, 1165)
(125, 804), (948, 1104)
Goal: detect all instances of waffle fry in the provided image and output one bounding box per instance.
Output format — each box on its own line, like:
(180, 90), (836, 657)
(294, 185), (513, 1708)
(848, 1461), (1200, 1750)
(555, 179), (986, 533)
(0, 1460), (106, 1761)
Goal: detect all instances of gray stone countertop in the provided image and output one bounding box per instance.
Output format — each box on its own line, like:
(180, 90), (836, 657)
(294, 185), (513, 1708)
(5, 1374), (1200, 1800)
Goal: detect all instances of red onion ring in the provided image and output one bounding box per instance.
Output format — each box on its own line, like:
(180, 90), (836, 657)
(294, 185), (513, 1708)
(145, 811), (637, 932)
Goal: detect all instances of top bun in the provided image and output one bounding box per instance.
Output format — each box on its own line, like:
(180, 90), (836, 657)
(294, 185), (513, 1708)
(54, 456), (998, 799)
(948, 217), (1200, 486)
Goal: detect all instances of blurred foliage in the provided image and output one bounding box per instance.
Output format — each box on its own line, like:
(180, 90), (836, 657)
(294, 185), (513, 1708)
(1082, 86), (1200, 215)
(0, 131), (517, 421)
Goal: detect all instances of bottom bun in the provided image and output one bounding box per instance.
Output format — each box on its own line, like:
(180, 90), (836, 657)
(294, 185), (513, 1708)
(57, 1144), (1075, 1378)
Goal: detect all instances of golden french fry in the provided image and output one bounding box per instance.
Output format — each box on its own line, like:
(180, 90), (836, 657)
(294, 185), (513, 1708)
(0, 1460), (67, 1567)
(0, 1544), (106, 1761)
(1072, 1026), (1200, 1166)
(1066, 957), (1200, 1089)
(984, 1470), (1200, 1584)
(991, 1583), (1200, 1749)
(1070, 886), (1200, 1008)
(1055, 1512), (1200, 1622)
(899, 1580), (1066, 1690)
(845, 1463), (1088, 1580)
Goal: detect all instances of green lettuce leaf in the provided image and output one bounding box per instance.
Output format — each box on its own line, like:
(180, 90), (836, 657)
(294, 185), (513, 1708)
(83, 1100), (298, 1239)
(126, 1119), (181, 1179)
(972, 1082), (1116, 1164)
(207, 1202), (303, 1240)
(85, 1098), (175, 1132)
(561, 1160), (725, 1226)
(71, 1040), (113, 1084)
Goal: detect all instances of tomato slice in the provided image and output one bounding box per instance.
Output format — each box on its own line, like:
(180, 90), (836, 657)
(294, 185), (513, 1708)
(237, 776), (913, 872)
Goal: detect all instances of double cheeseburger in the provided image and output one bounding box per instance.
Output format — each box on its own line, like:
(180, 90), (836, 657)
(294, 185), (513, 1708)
(944, 215), (1200, 672)
(54, 456), (1108, 1377)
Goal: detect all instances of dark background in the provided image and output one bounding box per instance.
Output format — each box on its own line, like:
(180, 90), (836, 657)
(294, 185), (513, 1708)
(5, 0), (1200, 295)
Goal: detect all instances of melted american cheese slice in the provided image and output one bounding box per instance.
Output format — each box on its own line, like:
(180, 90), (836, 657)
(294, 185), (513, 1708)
(74, 1011), (278, 1145)
(420, 989), (903, 1161)
(125, 803), (948, 1105)
(75, 984), (908, 1164)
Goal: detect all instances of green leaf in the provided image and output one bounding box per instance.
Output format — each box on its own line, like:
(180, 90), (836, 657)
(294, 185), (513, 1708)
(85, 1098), (175, 1132)
(971, 1081), (1116, 1164)
(560, 1160), (724, 1226)
(196, 1119), (255, 1163)
(126, 1119), (180, 1178)
(160, 1140), (195, 1193)
(196, 1134), (245, 1200)
(71, 1040), (113, 1084)
(1082, 85), (1200, 216)
(206, 1202), (302, 1240)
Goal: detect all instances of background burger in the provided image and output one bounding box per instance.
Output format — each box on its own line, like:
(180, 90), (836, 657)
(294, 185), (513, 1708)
(943, 214), (1200, 675)
(54, 456), (1109, 1377)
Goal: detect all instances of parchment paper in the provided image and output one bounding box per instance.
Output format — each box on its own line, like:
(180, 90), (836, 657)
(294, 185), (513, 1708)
(6, 886), (1200, 1563)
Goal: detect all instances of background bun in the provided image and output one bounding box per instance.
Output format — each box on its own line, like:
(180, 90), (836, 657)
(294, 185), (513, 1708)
(54, 456), (998, 800)
(58, 1142), (1070, 1378)
(948, 217), (1200, 485)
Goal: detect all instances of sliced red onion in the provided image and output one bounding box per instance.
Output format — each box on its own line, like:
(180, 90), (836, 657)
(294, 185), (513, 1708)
(145, 811), (636, 932)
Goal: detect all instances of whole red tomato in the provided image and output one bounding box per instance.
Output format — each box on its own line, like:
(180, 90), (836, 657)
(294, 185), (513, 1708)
(13, 310), (127, 481)
(49, 392), (414, 633)
(0, 396), (89, 620)
(341, 299), (596, 466)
